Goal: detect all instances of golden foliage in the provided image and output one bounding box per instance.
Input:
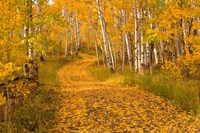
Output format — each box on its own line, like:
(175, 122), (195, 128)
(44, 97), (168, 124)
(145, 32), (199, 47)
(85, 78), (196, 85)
(50, 54), (200, 132)
(0, 62), (21, 82)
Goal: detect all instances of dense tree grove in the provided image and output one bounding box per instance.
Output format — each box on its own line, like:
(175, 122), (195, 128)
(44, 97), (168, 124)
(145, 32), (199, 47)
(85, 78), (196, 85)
(0, 0), (199, 131)
(54, 0), (200, 77)
(0, 0), (199, 77)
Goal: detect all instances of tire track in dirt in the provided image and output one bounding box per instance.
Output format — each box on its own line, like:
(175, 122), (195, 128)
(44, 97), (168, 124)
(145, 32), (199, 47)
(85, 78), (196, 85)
(58, 54), (104, 89)
(51, 54), (200, 133)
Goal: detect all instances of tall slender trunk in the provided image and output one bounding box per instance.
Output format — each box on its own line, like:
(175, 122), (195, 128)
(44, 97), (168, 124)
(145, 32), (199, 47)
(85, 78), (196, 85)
(100, 44), (106, 68)
(181, 18), (187, 55)
(113, 43), (117, 66)
(93, 32), (100, 66)
(154, 44), (158, 64)
(138, 10), (144, 74)
(175, 30), (180, 58)
(75, 15), (80, 55)
(5, 79), (11, 133)
(65, 28), (68, 56)
(148, 8), (158, 75)
(27, 0), (33, 58)
(141, 31), (144, 65)
(148, 9), (158, 65)
(94, 39), (100, 66)
(160, 40), (164, 63)
(149, 42), (153, 75)
(133, 0), (139, 73)
(108, 37), (115, 69)
(96, 0), (114, 70)
(171, 37), (176, 63)
(122, 33), (125, 72)
(23, 0), (34, 78)
(122, 9), (133, 71)
(146, 42), (149, 66)
(70, 28), (73, 56)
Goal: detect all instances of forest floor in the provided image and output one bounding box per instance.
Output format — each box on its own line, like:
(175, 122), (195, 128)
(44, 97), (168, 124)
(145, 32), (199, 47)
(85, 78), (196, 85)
(51, 54), (200, 132)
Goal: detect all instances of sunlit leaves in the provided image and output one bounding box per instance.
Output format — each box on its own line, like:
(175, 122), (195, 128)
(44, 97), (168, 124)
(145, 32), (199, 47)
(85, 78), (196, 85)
(0, 62), (21, 82)
(144, 29), (160, 44)
(53, 86), (200, 132)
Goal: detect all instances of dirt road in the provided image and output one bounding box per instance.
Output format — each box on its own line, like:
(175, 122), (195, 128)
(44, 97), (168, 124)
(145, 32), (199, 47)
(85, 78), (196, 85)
(51, 54), (200, 132)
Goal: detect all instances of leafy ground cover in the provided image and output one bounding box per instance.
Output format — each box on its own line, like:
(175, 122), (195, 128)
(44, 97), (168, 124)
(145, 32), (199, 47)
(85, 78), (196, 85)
(10, 56), (75, 132)
(50, 54), (200, 132)
(89, 65), (200, 116)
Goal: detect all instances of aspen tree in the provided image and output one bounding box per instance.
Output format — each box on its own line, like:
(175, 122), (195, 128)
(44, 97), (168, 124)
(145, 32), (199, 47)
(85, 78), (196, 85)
(65, 28), (69, 56)
(64, 8), (71, 56)
(75, 14), (81, 55)
(94, 34), (100, 66)
(133, 0), (140, 73)
(122, 9), (133, 71)
(23, 0), (35, 78)
(96, 0), (114, 70)
(91, 28), (100, 66)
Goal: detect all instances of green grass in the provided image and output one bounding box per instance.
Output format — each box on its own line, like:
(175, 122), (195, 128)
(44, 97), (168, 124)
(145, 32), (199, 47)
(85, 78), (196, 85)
(132, 73), (200, 114)
(89, 65), (112, 81)
(39, 56), (76, 84)
(12, 56), (79, 132)
(88, 65), (200, 116)
(81, 46), (97, 56)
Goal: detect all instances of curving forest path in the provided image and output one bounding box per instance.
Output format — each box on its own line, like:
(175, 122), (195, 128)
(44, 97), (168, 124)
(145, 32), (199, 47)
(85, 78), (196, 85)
(51, 54), (200, 132)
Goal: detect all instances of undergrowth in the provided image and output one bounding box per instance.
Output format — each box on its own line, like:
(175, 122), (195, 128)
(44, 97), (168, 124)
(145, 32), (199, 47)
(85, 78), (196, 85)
(89, 65), (200, 116)
(12, 56), (78, 132)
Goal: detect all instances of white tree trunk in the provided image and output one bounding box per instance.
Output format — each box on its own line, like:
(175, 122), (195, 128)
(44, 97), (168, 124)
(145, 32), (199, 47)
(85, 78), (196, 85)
(133, 0), (139, 73)
(122, 9), (133, 71)
(148, 9), (158, 65)
(141, 31), (144, 65)
(100, 44), (106, 68)
(182, 18), (187, 54)
(96, 0), (114, 70)
(160, 40), (164, 63)
(75, 16), (80, 55)
(145, 42), (149, 66)
(65, 28), (68, 56)
(94, 39), (100, 67)
(70, 28), (73, 56)
(153, 44), (158, 64)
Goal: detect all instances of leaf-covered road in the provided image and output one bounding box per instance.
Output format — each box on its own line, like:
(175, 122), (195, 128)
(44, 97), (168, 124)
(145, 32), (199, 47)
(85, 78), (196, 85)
(51, 54), (200, 132)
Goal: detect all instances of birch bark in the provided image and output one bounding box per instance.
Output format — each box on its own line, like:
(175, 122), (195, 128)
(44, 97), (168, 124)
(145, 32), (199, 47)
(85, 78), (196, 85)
(133, 0), (139, 73)
(96, 0), (114, 70)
